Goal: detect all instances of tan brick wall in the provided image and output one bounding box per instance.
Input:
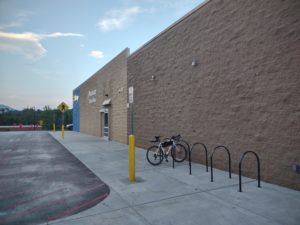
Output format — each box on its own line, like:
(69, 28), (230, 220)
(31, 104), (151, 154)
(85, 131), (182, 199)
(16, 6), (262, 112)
(128, 0), (300, 190)
(80, 48), (128, 144)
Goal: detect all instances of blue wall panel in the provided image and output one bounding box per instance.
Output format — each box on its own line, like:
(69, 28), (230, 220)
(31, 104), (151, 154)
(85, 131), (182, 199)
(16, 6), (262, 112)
(73, 87), (80, 132)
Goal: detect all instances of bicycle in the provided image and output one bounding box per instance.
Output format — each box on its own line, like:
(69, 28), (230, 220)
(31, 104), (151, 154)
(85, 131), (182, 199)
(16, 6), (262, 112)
(146, 134), (187, 166)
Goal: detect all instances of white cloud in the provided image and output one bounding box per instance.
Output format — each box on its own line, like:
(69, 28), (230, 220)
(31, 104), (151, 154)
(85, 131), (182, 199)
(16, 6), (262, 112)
(135, 0), (201, 16)
(89, 50), (104, 59)
(41, 32), (84, 38)
(0, 31), (83, 60)
(98, 6), (141, 31)
(0, 22), (22, 30)
(0, 10), (34, 30)
(140, 0), (198, 6)
(0, 32), (46, 60)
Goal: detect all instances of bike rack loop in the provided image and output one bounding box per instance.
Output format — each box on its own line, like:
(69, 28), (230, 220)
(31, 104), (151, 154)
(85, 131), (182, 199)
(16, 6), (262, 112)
(171, 139), (190, 169)
(210, 145), (232, 182)
(178, 140), (190, 170)
(172, 151), (175, 168)
(239, 151), (261, 192)
(189, 143), (208, 175)
(180, 139), (191, 152)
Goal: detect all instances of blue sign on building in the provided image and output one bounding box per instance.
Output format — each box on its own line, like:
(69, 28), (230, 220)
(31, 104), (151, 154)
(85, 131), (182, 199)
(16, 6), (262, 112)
(73, 87), (80, 132)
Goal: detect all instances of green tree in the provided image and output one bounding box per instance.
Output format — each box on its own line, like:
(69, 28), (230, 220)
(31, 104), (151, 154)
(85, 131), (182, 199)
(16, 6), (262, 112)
(40, 105), (53, 129)
(0, 106), (73, 130)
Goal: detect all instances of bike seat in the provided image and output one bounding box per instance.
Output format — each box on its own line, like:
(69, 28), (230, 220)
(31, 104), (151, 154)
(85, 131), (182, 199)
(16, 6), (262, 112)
(155, 136), (161, 139)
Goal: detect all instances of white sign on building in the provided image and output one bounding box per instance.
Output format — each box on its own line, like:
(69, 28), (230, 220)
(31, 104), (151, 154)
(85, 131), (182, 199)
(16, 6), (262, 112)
(129, 86), (134, 104)
(88, 89), (97, 104)
(73, 95), (79, 102)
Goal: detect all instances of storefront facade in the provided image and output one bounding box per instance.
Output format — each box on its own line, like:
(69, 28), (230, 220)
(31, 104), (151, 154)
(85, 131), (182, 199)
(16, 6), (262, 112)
(127, 0), (300, 190)
(73, 0), (300, 190)
(73, 48), (129, 144)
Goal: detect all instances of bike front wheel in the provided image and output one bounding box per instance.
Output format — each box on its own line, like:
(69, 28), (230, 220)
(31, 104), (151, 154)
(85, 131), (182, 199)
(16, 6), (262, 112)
(146, 145), (163, 165)
(171, 143), (187, 162)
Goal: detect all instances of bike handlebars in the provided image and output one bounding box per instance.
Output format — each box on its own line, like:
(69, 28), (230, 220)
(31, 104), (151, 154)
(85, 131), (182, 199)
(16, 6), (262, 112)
(171, 134), (181, 141)
(150, 134), (181, 143)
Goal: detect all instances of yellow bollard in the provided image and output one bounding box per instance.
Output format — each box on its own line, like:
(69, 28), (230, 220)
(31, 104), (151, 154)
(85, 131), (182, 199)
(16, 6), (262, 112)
(62, 125), (64, 139)
(53, 123), (56, 133)
(128, 135), (135, 182)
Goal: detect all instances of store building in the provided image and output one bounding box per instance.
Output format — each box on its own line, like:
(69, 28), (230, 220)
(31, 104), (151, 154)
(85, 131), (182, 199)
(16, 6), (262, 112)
(73, 48), (129, 143)
(73, 0), (300, 190)
(128, 0), (300, 190)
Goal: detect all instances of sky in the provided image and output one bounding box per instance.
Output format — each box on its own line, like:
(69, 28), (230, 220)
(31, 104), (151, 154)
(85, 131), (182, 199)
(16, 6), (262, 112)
(0, 0), (204, 110)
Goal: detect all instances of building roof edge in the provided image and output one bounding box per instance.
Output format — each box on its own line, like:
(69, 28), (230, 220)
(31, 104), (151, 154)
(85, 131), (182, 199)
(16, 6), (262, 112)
(129, 0), (211, 59)
(73, 48), (129, 91)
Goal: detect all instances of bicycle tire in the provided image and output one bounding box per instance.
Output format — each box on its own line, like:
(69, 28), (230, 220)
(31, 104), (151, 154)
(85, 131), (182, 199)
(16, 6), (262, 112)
(171, 143), (187, 162)
(146, 145), (163, 166)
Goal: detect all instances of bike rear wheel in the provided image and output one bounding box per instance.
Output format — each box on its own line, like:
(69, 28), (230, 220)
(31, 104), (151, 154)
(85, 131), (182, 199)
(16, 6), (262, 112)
(171, 143), (187, 162)
(146, 146), (163, 165)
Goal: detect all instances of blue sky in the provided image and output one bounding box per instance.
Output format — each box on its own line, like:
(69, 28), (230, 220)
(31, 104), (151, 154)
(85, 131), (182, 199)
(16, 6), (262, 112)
(0, 0), (203, 110)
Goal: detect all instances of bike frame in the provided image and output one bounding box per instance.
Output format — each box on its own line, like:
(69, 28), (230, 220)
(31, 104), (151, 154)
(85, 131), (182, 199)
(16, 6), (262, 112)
(158, 141), (176, 158)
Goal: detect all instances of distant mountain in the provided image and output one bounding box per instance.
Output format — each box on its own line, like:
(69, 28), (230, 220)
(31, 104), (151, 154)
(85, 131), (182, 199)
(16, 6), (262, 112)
(0, 104), (17, 113)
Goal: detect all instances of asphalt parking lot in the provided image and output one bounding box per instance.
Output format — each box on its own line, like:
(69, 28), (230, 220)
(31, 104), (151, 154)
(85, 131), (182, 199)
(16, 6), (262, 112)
(0, 131), (109, 225)
(1, 131), (300, 225)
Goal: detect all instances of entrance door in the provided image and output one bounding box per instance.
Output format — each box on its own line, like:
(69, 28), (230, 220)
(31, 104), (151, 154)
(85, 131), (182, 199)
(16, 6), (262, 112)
(103, 111), (109, 140)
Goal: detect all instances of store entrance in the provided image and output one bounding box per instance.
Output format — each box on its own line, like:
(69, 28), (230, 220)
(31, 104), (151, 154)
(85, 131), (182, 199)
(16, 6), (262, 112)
(102, 110), (109, 140)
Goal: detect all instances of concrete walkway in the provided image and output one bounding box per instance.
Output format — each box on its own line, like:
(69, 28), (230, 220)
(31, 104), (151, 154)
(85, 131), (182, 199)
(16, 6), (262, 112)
(47, 131), (300, 225)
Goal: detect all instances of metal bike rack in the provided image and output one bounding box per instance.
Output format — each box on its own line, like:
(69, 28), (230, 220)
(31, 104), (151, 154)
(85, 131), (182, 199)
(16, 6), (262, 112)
(177, 140), (190, 169)
(172, 153), (175, 168)
(171, 139), (190, 169)
(180, 140), (190, 152)
(210, 145), (232, 182)
(239, 151), (261, 192)
(189, 143), (208, 175)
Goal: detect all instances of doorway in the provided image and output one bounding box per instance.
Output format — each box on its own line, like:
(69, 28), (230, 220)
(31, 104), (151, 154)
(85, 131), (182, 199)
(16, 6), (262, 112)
(102, 110), (109, 140)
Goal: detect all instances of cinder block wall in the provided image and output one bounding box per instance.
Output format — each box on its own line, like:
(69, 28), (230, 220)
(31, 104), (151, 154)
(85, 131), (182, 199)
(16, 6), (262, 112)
(80, 49), (128, 144)
(128, 0), (300, 190)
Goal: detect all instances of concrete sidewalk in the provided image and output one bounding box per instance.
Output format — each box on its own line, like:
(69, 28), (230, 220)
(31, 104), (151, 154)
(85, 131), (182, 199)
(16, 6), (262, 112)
(47, 131), (300, 225)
